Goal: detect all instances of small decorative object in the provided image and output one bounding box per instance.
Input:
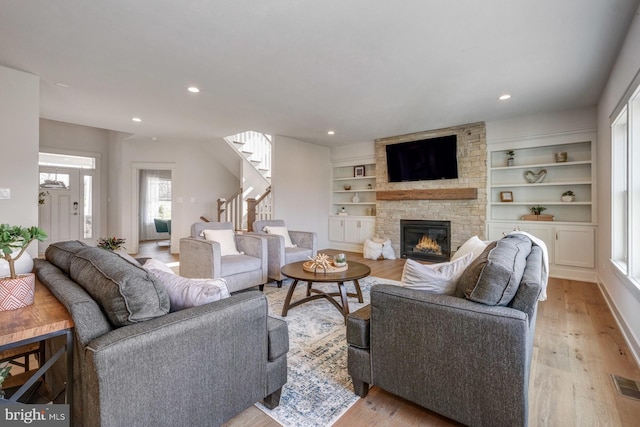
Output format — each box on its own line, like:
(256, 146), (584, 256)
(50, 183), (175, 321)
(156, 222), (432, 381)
(366, 207), (373, 216)
(555, 152), (568, 162)
(333, 253), (347, 267)
(0, 224), (48, 311)
(367, 183), (373, 189)
(500, 191), (514, 202)
(307, 253), (332, 273)
(303, 253), (348, 273)
(524, 169), (547, 183)
(343, 184), (351, 191)
(339, 207), (347, 215)
(97, 236), (126, 251)
(561, 190), (575, 202)
(38, 191), (50, 205)
(0, 364), (12, 399)
(529, 205), (547, 215)
(354, 165), (365, 177)
(352, 193), (360, 203)
(506, 150), (515, 167)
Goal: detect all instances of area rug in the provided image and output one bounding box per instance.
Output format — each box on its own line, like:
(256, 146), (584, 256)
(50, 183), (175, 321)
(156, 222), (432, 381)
(255, 276), (401, 427)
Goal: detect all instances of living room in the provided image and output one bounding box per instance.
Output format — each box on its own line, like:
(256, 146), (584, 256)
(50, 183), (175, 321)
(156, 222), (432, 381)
(2, 1), (640, 426)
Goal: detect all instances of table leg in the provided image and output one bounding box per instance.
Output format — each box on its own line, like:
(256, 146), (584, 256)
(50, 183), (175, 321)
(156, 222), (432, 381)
(306, 281), (312, 297)
(281, 279), (299, 317)
(338, 281), (349, 320)
(354, 279), (364, 303)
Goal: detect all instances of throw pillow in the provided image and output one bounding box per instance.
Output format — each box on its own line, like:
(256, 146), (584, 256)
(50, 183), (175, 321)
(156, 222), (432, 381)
(149, 269), (230, 312)
(400, 253), (474, 295)
(142, 258), (175, 275)
(451, 235), (488, 262)
(363, 238), (383, 260)
(201, 229), (241, 256)
(263, 226), (296, 248)
(69, 247), (170, 326)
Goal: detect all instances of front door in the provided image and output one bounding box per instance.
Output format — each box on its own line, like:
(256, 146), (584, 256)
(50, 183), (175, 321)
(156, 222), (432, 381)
(38, 166), (82, 253)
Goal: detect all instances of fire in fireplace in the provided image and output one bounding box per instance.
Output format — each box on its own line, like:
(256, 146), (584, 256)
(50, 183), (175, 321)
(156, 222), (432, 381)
(400, 219), (451, 262)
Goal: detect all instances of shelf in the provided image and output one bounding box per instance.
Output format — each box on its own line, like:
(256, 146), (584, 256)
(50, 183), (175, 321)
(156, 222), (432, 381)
(490, 160), (591, 171)
(333, 202), (376, 205)
(491, 202), (592, 206)
(334, 189), (376, 193)
(491, 181), (591, 188)
(333, 176), (375, 181)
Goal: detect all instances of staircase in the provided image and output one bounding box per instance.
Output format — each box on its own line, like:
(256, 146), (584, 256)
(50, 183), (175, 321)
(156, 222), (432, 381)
(219, 131), (273, 230)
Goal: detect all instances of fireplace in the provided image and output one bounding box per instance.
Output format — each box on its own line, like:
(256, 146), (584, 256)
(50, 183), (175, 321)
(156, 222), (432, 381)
(400, 220), (451, 262)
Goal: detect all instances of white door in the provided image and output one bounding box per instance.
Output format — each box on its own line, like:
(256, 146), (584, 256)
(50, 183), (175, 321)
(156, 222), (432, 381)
(38, 167), (82, 252)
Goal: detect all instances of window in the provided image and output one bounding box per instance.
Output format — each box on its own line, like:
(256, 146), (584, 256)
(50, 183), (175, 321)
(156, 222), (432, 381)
(611, 82), (640, 286)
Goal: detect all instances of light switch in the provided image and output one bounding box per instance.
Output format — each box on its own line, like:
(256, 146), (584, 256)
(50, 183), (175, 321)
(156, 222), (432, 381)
(0, 188), (10, 199)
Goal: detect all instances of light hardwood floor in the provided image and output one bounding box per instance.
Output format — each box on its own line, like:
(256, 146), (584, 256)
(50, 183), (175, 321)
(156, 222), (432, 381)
(136, 243), (640, 426)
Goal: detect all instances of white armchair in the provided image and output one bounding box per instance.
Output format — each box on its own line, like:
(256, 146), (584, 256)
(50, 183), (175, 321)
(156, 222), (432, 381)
(251, 219), (317, 287)
(179, 222), (268, 292)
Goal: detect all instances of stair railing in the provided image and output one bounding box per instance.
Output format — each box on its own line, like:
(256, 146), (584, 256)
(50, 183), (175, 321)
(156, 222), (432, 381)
(217, 188), (244, 230)
(246, 186), (272, 231)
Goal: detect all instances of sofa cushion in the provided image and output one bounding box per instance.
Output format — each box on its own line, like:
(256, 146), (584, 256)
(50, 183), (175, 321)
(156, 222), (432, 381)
(148, 269), (230, 312)
(45, 240), (88, 274)
(400, 253), (474, 295)
(69, 247), (170, 326)
(457, 234), (533, 306)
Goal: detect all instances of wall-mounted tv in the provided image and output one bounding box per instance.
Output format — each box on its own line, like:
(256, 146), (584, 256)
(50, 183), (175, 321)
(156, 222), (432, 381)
(385, 135), (458, 182)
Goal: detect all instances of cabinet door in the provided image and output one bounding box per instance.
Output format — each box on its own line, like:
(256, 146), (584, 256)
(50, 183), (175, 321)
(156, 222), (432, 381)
(359, 218), (376, 242)
(554, 225), (595, 268)
(486, 223), (555, 262)
(344, 218), (361, 243)
(328, 217), (345, 242)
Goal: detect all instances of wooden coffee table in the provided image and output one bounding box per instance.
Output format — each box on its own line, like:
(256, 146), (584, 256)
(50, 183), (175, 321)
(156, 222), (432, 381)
(280, 260), (371, 320)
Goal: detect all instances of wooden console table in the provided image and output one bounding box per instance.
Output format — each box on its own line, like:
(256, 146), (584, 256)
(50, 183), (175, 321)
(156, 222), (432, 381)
(0, 280), (74, 407)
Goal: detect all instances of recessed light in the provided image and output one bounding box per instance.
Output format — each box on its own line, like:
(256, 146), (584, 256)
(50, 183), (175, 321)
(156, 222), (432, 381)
(327, 130), (335, 135)
(188, 86), (200, 93)
(132, 117), (142, 122)
(499, 94), (512, 100)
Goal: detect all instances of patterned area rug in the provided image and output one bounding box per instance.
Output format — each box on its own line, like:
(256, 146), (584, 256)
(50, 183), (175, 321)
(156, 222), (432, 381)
(255, 276), (401, 427)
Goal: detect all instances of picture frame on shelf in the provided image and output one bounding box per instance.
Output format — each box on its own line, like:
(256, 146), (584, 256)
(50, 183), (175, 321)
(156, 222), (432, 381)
(500, 191), (514, 202)
(354, 165), (365, 177)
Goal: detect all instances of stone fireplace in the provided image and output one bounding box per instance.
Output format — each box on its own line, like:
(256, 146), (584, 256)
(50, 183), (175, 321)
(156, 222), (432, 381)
(400, 219), (451, 262)
(374, 122), (487, 256)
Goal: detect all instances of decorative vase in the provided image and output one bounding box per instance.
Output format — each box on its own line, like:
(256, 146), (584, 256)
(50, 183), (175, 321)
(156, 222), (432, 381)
(0, 273), (36, 311)
(562, 195), (574, 202)
(352, 193), (360, 203)
(555, 152), (568, 162)
(333, 254), (347, 267)
(343, 185), (351, 190)
(507, 158), (514, 167)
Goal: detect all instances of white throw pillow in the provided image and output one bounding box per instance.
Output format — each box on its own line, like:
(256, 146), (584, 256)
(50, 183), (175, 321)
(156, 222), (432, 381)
(451, 235), (488, 262)
(149, 269), (230, 312)
(363, 239), (383, 260)
(201, 229), (241, 256)
(400, 253), (474, 295)
(263, 226), (296, 248)
(142, 258), (175, 275)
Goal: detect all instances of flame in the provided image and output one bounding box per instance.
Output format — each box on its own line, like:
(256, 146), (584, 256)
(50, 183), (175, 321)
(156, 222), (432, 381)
(414, 235), (442, 254)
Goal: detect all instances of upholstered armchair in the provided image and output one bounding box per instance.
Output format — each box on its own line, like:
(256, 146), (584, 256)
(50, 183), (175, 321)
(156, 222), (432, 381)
(250, 219), (317, 287)
(180, 222), (268, 292)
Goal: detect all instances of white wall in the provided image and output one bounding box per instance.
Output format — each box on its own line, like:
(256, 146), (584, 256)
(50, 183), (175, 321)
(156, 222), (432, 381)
(117, 137), (239, 253)
(272, 136), (331, 249)
(596, 6), (640, 363)
(0, 66), (40, 257)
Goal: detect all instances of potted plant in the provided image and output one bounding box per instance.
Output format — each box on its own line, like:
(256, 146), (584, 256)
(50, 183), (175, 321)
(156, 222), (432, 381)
(529, 205), (547, 215)
(0, 224), (48, 311)
(0, 364), (11, 399)
(506, 150), (515, 166)
(97, 236), (126, 251)
(562, 190), (575, 202)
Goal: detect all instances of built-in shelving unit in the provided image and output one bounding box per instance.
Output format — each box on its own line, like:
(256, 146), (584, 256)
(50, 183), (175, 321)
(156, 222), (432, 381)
(332, 163), (376, 216)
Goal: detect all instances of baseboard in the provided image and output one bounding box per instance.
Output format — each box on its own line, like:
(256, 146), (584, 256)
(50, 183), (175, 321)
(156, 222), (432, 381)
(549, 266), (597, 283)
(596, 279), (640, 368)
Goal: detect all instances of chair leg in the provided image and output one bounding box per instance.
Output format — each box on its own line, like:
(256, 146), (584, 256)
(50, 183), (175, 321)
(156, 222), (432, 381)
(277, 280), (283, 288)
(259, 284), (264, 292)
(353, 379), (370, 397)
(262, 387), (282, 409)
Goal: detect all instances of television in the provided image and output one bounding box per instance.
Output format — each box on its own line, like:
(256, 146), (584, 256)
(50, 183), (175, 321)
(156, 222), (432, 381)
(385, 135), (458, 182)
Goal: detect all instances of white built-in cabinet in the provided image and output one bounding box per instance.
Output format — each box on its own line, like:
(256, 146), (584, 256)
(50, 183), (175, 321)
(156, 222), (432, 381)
(329, 161), (376, 251)
(486, 131), (597, 282)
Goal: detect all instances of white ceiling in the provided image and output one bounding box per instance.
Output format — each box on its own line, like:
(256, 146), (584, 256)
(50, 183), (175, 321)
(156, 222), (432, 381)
(1, 1), (638, 147)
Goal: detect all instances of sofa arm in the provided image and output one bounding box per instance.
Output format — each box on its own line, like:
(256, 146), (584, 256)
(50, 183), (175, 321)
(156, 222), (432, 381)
(289, 231), (317, 253)
(236, 233), (267, 259)
(347, 305), (371, 348)
(85, 291), (269, 427)
(179, 237), (222, 279)
(267, 316), (289, 361)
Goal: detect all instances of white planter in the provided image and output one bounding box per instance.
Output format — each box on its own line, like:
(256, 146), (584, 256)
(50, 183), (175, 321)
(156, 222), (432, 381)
(561, 195), (575, 202)
(0, 273), (35, 311)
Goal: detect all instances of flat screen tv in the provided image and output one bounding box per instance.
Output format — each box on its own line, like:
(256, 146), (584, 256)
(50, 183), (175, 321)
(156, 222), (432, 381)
(385, 135), (458, 182)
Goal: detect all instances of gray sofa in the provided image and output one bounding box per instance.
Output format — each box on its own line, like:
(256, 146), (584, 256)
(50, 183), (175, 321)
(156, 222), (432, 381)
(35, 240), (288, 427)
(347, 234), (545, 427)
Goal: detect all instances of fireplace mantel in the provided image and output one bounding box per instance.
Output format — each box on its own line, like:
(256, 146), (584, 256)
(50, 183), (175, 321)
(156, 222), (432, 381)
(376, 188), (478, 201)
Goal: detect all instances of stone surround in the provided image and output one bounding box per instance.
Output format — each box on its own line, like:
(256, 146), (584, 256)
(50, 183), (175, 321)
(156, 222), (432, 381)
(375, 122), (487, 257)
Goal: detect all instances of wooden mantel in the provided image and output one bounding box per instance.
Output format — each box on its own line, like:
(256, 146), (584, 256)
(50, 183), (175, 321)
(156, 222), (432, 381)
(376, 188), (478, 201)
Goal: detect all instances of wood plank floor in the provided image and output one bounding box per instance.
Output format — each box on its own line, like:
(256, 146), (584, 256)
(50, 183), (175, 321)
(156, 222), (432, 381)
(135, 243), (640, 426)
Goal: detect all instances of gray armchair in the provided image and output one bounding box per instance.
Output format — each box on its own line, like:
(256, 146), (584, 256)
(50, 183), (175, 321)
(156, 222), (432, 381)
(251, 219), (317, 287)
(180, 222), (268, 293)
(347, 235), (545, 426)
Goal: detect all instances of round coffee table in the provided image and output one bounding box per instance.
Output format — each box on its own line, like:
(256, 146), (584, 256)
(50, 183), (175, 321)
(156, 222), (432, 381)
(280, 260), (371, 321)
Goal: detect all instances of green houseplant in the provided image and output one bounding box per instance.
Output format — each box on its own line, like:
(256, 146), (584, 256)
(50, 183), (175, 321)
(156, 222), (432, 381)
(97, 236), (126, 251)
(529, 205), (547, 215)
(506, 150), (515, 166)
(0, 224), (47, 311)
(562, 190), (575, 202)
